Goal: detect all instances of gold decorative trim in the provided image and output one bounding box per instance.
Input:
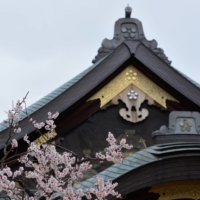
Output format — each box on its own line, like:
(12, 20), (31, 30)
(149, 180), (200, 200)
(88, 65), (178, 108)
(34, 130), (57, 145)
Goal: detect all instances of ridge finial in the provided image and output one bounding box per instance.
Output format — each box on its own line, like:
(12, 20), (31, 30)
(125, 4), (132, 18)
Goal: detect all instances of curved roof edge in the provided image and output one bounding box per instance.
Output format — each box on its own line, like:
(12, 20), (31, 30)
(0, 55), (109, 132)
(74, 142), (200, 192)
(171, 65), (200, 88)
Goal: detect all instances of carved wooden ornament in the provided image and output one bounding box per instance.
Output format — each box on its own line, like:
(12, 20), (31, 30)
(112, 84), (154, 123)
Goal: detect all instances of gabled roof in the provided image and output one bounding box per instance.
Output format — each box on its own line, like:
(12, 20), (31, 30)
(0, 7), (200, 149)
(0, 56), (108, 148)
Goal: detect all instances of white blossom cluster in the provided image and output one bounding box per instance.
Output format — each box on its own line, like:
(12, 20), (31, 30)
(30, 111), (59, 137)
(96, 132), (133, 162)
(18, 142), (92, 199)
(5, 100), (23, 123)
(87, 177), (121, 199)
(0, 166), (24, 198)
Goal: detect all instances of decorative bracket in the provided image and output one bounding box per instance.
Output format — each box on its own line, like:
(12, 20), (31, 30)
(112, 84), (154, 123)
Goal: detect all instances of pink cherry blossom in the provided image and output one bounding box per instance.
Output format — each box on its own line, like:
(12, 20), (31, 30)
(24, 134), (30, 144)
(11, 139), (18, 148)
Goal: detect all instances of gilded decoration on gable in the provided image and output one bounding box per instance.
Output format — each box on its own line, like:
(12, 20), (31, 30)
(179, 118), (192, 132)
(88, 65), (178, 109)
(126, 70), (137, 81)
(34, 130), (57, 145)
(149, 180), (200, 200)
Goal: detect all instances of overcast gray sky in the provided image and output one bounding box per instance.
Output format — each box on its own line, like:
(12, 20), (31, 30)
(0, 0), (200, 120)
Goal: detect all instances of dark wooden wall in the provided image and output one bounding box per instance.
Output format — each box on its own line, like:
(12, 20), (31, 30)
(60, 101), (169, 156)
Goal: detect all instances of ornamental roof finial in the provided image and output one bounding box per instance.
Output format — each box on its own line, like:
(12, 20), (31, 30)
(125, 4), (132, 18)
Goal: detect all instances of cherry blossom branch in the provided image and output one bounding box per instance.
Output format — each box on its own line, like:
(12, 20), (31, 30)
(0, 95), (133, 200)
(1, 93), (29, 170)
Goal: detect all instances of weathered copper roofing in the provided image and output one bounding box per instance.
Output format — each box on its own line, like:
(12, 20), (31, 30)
(0, 41), (200, 149)
(73, 142), (200, 198)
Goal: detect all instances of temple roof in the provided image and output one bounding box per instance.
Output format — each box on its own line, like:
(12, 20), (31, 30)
(0, 7), (200, 149)
(74, 142), (200, 190)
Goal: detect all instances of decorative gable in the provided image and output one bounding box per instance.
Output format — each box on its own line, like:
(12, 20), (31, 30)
(88, 65), (178, 123)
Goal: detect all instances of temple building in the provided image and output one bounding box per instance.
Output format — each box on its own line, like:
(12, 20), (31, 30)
(1, 5), (200, 200)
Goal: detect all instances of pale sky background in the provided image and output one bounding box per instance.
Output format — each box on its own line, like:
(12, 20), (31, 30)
(0, 0), (200, 120)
